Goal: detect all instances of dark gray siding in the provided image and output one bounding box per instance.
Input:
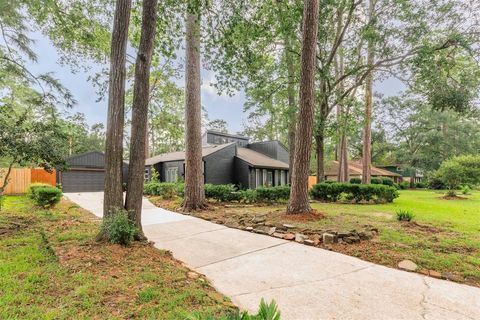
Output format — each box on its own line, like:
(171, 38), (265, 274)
(161, 161), (184, 182)
(206, 132), (249, 147)
(247, 141), (289, 164)
(204, 143), (236, 184)
(234, 157), (252, 189)
(66, 151), (105, 168)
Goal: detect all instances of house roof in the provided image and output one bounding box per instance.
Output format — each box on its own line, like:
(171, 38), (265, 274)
(325, 160), (401, 177)
(205, 130), (250, 141)
(236, 147), (289, 169)
(145, 143), (234, 166)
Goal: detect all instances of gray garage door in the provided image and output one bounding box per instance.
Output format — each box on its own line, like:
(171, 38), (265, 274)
(61, 170), (105, 192)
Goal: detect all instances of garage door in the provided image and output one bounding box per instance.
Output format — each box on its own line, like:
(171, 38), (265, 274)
(61, 170), (105, 193)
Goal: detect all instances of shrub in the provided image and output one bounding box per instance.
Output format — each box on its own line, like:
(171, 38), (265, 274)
(428, 177), (446, 190)
(310, 182), (398, 203)
(27, 183), (51, 199)
(434, 155), (480, 193)
(461, 185), (471, 195)
(175, 182), (185, 197)
(32, 186), (63, 208)
(256, 186), (290, 202)
(397, 181), (409, 190)
(415, 181), (427, 189)
(188, 298), (280, 320)
(204, 184), (238, 202)
(238, 189), (257, 203)
(396, 210), (415, 222)
(381, 177), (394, 186)
(370, 177), (382, 184)
(350, 178), (361, 184)
(143, 182), (177, 199)
(102, 208), (137, 246)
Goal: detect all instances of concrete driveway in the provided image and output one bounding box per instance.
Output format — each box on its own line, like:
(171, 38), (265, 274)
(65, 192), (480, 320)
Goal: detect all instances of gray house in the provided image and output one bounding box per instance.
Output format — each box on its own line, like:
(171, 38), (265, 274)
(145, 131), (290, 189)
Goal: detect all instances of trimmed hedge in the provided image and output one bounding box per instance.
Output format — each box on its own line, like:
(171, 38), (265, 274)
(310, 182), (398, 203)
(28, 183), (51, 199)
(255, 186), (290, 202)
(350, 178), (361, 184)
(204, 184), (238, 202)
(29, 185), (63, 208)
(143, 182), (177, 199)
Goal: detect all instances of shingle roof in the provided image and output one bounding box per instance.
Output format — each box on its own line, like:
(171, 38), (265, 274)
(325, 160), (401, 177)
(236, 148), (289, 169)
(145, 143), (234, 166)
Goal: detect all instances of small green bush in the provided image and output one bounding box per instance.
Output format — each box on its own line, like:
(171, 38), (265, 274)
(398, 181), (410, 190)
(350, 178), (361, 184)
(102, 208), (137, 246)
(238, 189), (257, 203)
(204, 184), (238, 202)
(32, 186), (63, 208)
(461, 185), (471, 195)
(370, 177), (382, 184)
(143, 182), (177, 199)
(381, 177), (394, 186)
(310, 182), (398, 203)
(256, 186), (290, 202)
(396, 210), (415, 222)
(415, 181), (427, 189)
(428, 177), (446, 190)
(188, 298), (280, 320)
(27, 183), (51, 199)
(175, 182), (185, 197)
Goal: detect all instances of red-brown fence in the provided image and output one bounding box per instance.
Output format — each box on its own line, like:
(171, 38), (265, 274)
(0, 168), (56, 194)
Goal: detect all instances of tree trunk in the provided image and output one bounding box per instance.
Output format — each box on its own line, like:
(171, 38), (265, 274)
(315, 132), (325, 183)
(361, 0), (375, 184)
(338, 133), (349, 182)
(183, 9), (205, 211)
(125, 0), (158, 240)
(102, 0), (132, 222)
(287, 0), (319, 214)
(285, 36), (296, 180)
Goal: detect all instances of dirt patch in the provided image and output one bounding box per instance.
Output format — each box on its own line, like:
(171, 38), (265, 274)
(401, 221), (442, 234)
(440, 195), (468, 200)
(0, 216), (36, 238)
(281, 210), (326, 222)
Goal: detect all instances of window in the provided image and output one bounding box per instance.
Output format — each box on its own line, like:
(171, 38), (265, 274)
(262, 169), (268, 186)
(267, 171), (273, 187)
(286, 170), (289, 185)
(280, 170), (285, 186)
(255, 169), (261, 188)
(274, 170), (280, 186)
(166, 167), (178, 182)
(144, 168), (150, 181)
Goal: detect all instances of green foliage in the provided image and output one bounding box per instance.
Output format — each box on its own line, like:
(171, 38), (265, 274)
(310, 183), (399, 203)
(0, 194), (4, 211)
(102, 208), (137, 246)
(380, 178), (394, 186)
(188, 299), (280, 320)
(27, 183), (52, 199)
(398, 181), (410, 190)
(204, 184), (238, 202)
(396, 210), (415, 222)
(435, 155), (480, 192)
(428, 177), (446, 190)
(414, 182), (426, 189)
(237, 189), (257, 203)
(31, 186), (63, 208)
(150, 167), (160, 182)
(461, 185), (471, 195)
(143, 182), (177, 199)
(255, 186), (290, 202)
(350, 178), (361, 184)
(370, 178), (382, 184)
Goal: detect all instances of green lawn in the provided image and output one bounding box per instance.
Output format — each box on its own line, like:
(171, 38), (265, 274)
(310, 190), (480, 285)
(0, 196), (234, 319)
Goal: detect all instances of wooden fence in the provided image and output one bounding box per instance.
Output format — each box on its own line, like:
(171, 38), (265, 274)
(0, 168), (56, 194)
(308, 176), (317, 189)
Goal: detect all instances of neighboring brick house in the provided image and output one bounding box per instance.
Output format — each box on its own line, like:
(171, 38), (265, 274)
(324, 160), (402, 183)
(144, 131), (290, 189)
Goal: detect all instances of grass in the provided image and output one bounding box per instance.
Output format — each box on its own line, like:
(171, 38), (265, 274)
(0, 196), (235, 319)
(151, 190), (480, 287)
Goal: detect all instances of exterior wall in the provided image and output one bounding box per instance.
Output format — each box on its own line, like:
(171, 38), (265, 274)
(247, 141), (289, 164)
(206, 132), (249, 147)
(204, 143), (236, 184)
(234, 157), (252, 189)
(160, 161), (184, 182)
(66, 151), (105, 168)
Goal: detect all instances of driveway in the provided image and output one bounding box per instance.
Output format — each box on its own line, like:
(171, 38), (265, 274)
(65, 192), (480, 320)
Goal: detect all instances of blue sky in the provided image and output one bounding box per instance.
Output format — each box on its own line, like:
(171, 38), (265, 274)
(27, 32), (403, 133)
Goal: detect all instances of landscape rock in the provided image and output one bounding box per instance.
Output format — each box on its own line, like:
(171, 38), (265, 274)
(398, 260), (418, 272)
(245, 226), (253, 231)
(283, 224), (295, 229)
(295, 233), (307, 243)
(267, 227), (276, 235)
(359, 231), (373, 240)
(187, 271), (200, 279)
(283, 233), (295, 240)
(344, 235), (360, 244)
(322, 233), (337, 244)
(337, 232), (351, 238)
(272, 232), (285, 239)
(252, 217), (266, 223)
(428, 270), (442, 279)
(311, 234), (321, 245)
(304, 239), (315, 246)
(443, 272), (463, 282)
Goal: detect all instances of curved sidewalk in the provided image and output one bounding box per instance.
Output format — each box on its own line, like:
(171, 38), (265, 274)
(65, 192), (480, 320)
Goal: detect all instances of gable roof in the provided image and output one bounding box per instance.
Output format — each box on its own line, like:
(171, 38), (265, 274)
(236, 147), (289, 169)
(145, 143), (234, 166)
(205, 130), (249, 141)
(325, 160), (401, 177)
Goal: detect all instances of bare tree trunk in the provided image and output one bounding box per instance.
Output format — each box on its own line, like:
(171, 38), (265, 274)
(102, 0), (132, 222)
(361, 0), (375, 184)
(285, 36), (296, 180)
(125, 0), (158, 240)
(183, 9), (206, 211)
(315, 132), (325, 183)
(0, 160), (16, 198)
(287, 0), (319, 214)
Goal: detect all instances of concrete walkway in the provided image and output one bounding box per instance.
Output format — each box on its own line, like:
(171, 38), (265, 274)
(65, 192), (480, 320)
